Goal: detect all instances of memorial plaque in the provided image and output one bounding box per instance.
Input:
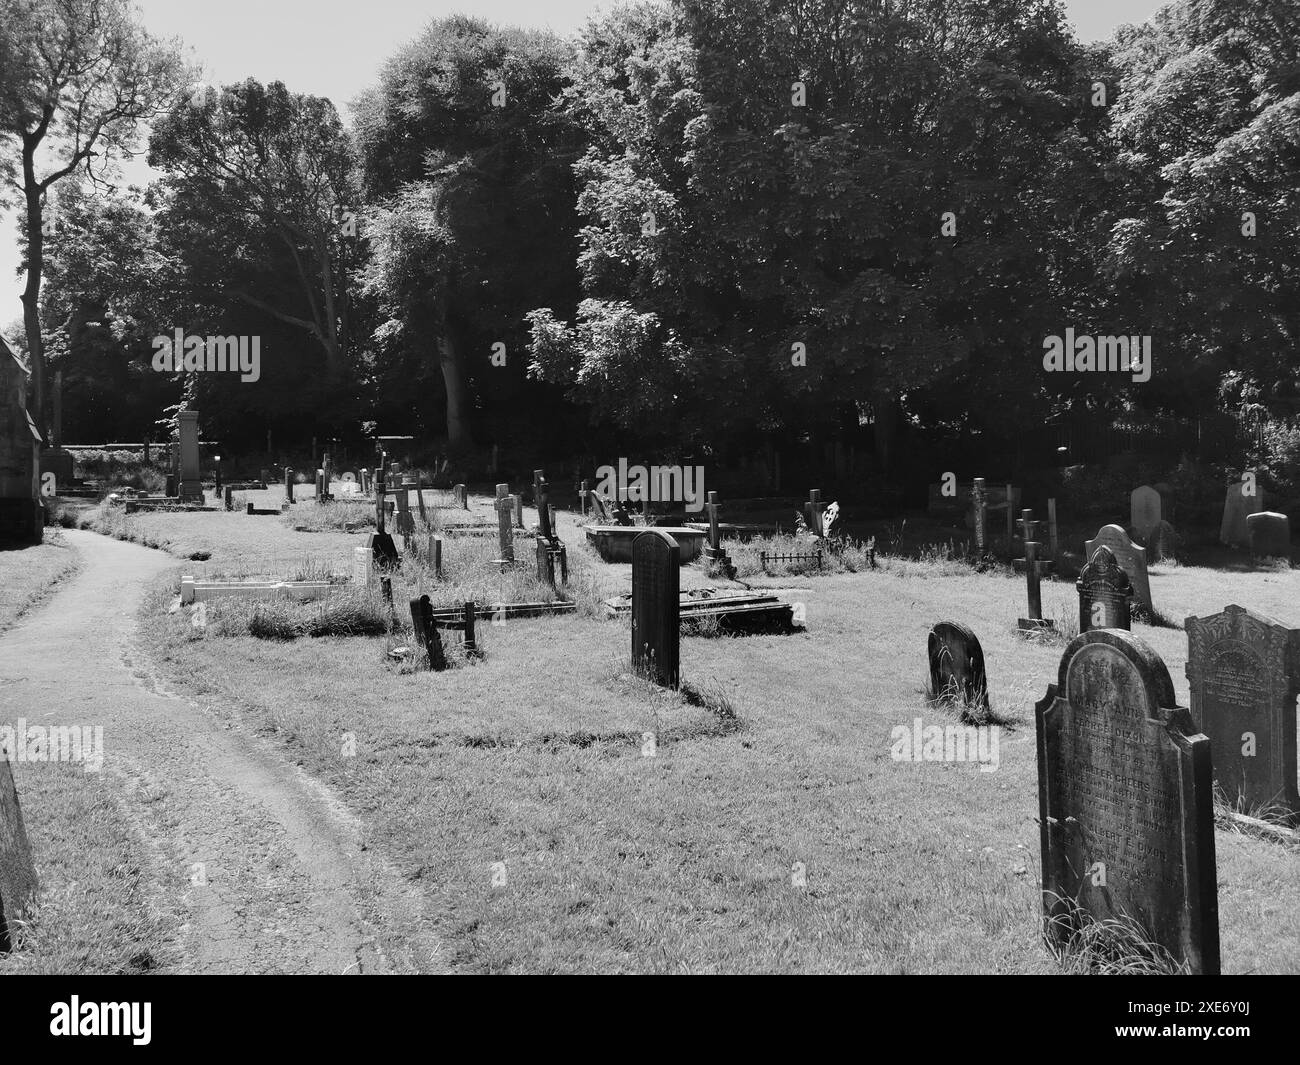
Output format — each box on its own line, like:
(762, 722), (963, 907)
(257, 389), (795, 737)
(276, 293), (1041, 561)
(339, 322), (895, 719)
(1084, 525), (1151, 611)
(1077, 545), (1132, 632)
(1036, 629), (1219, 974)
(632, 530), (680, 688)
(0, 754), (38, 952)
(1130, 486), (1161, 541)
(927, 621), (990, 716)
(1186, 604), (1300, 821)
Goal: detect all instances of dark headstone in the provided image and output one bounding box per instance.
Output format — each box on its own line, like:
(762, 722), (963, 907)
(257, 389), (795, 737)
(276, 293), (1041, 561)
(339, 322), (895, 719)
(927, 621), (990, 716)
(1036, 629), (1219, 974)
(1221, 475), (1263, 547)
(632, 530), (680, 688)
(1077, 545), (1132, 633)
(1130, 485), (1161, 542)
(0, 755), (38, 952)
(1084, 525), (1151, 611)
(1186, 604), (1300, 822)
(1246, 511), (1290, 560)
(1146, 519), (1179, 562)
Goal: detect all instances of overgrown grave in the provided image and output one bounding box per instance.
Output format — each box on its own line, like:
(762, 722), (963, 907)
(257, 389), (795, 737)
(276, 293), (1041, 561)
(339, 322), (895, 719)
(926, 621), (991, 722)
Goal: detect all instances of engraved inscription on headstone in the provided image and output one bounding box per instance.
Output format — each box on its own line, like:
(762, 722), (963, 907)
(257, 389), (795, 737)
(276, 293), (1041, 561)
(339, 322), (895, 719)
(1077, 545), (1132, 633)
(1186, 604), (1300, 822)
(1084, 525), (1151, 611)
(632, 530), (680, 689)
(1036, 629), (1219, 974)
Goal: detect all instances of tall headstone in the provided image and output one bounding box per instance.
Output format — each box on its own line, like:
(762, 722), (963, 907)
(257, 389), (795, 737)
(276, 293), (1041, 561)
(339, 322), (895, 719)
(927, 621), (989, 716)
(0, 754), (38, 952)
(1130, 485), (1161, 542)
(1221, 474), (1264, 548)
(495, 483), (514, 563)
(1036, 629), (1219, 974)
(1077, 545), (1132, 633)
(1186, 604), (1300, 821)
(971, 478), (988, 557)
(177, 410), (203, 502)
(1084, 525), (1151, 612)
(1246, 511), (1290, 560)
(0, 339), (43, 544)
(632, 530), (680, 689)
(284, 467), (294, 504)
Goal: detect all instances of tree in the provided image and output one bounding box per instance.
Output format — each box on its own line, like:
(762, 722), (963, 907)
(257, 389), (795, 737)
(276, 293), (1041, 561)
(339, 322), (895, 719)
(0, 0), (188, 433)
(353, 16), (581, 452)
(148, 79), (359, 378)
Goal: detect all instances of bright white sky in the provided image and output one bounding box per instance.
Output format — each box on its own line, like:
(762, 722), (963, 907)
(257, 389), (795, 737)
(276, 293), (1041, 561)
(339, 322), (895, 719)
(0, 0), (1170, 333)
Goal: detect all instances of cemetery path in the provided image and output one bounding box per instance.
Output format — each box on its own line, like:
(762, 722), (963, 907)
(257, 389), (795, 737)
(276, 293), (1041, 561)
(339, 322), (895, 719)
(0, 529), (443, 975)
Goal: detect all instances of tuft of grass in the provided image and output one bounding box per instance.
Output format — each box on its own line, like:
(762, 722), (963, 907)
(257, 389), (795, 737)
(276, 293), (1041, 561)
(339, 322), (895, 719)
(1046, 899), (1187, 975)
(285, 499), (376, 533)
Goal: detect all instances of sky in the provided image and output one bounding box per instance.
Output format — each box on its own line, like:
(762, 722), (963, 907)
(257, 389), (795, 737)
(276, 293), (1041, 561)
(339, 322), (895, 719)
(1, 0), (1171, 332)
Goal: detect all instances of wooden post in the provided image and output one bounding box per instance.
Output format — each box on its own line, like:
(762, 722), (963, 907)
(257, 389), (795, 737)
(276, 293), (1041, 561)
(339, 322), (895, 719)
(409, 595), (446, 670)
(1047, 497), (1059, 560)
(513, 494), (523, 529)
(433, 534), (443, 580)
(463, 600), (477, 656)
(972, 478), (987, 557)
(284, 467), (294, 504)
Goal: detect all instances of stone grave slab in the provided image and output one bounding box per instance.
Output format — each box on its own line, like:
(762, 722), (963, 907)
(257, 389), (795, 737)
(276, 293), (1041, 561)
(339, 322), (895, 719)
(1186, 604), (1300, 821)
(1036, 629), (1219, 974)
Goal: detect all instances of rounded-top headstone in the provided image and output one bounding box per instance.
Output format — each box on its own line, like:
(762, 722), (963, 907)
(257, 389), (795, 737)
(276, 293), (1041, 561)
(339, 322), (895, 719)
(927, 621), (989, 717)
(1246, 511), (1290, 560)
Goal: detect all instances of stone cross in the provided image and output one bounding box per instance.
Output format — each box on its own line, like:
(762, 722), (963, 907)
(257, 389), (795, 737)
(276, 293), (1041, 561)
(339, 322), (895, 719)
(1016, 539), (1056, 633)
(534, 471), (554, 542)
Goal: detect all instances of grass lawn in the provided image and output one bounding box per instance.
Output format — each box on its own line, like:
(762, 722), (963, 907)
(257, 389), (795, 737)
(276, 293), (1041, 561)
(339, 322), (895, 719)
(120, 496), (1300, 973)
(0, 531), (80, 635)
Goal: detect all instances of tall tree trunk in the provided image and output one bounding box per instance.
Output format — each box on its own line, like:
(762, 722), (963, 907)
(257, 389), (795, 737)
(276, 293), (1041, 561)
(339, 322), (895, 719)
(20, 148), (46, 437)
(436, 331), (470, 451)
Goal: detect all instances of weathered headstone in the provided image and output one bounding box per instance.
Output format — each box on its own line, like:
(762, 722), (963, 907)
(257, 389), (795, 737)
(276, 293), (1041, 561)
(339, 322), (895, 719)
(454, 483), (468, 510)
(1036, 629), (1219, 974)
(1130, 485), (1161, 541)
(0, 754), (38, 952)
(352, 545), (371, 587)
(1084, 525), (1151, 612)
(177, 410), (203, 502)
(368, 469), (399, 570)
(1147, 519), (1179, 562)
(284, 467), (294, 504)
(971, 478), (988, 557)
(1077, 545), (1132, 632)
(926, 621), (990, 716)
(632, 530), (680, 688)
(1246, 511), (1290, 560)
(1221, 474), (1264, 548)
(1186, 604), (1300, 821)
(495, 483), (514, 563)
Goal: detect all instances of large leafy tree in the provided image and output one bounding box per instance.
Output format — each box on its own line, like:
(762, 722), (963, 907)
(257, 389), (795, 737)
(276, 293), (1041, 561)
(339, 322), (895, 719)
(148, 79), (359, 379)
(0, 0), (187, 433)
(354, 16), (581, 453)
(1106, 0), (1300, 423)
(530, 0), (1107, 470)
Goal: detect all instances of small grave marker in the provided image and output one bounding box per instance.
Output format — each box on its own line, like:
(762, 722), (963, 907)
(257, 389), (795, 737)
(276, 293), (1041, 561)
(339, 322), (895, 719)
(1036, 629), (1219, 974)
(1246, 511), (1290, 560)
(927, 621), (989, 716)
(284, 467), (294, 504)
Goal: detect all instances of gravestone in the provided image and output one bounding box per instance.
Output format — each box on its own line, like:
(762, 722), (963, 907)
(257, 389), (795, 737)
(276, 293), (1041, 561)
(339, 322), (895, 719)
(632, 530), (680, 688)
(1084, 525), (1151, 612)
(368, 469), (399, 570)
(1185, 604), (1300, 821)
(971, 478), (988, 557)
(454, 483), (467, 510)
(1014, 528), (1056, 634)
(1077, 545), (1132, 632)
(494, 483), (514, 563)
(926, 621), (990, 716)
(513, 494), (523, 529)
(177, 410), (203, 502)
(1130, 485), (1161, 542)
(352, 545), (371, 587)
(0, 754), (38, 952)
(1036, 629), (1219, 974)
(284, 467), (294, 504)
(1146, 519), (1179, 562)
(1246, 511), (1290, 560)
(1221, 475), (1264, 548)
